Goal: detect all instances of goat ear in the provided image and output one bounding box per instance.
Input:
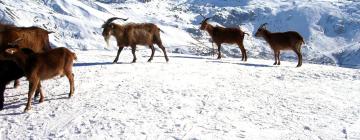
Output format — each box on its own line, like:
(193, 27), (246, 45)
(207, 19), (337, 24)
(110, 24), (114, 29)
(260, 23), (268, 29)
(5, 48), (18, 54)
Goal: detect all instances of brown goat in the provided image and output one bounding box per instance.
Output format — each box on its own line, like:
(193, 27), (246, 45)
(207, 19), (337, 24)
(0, 24), (53, 88)
(0, 45), (76, 112)
(0, 24), (53, 52)
(102, 17), (169, 63)
(255, 23), (305, 67)
(200, 16), (248, 61)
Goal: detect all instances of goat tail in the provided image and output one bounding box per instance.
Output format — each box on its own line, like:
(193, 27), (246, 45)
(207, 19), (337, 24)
(299, 36), (305, 45)
(301, 38), (305, 45)
(159, 28), (165, 33)
(72, 52), (78, 61)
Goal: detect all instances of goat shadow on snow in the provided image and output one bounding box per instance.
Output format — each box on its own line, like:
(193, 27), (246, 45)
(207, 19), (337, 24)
(150, 55), (216, 61)
(0, 93), (68, 116)
(150, 55), (273, 67)
(74, 62), (113, 67)
(206, 60), (272, 68)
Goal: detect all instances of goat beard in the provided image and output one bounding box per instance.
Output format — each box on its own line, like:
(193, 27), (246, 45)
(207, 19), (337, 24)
(104, 35), (110, 48)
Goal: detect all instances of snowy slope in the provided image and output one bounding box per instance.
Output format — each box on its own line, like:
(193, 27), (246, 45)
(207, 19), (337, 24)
(0, 50), (359, 139)
(0, 0), (359, 68)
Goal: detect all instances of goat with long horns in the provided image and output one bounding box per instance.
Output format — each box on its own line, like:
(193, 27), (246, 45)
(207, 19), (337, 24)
(101, 17), (169, 63)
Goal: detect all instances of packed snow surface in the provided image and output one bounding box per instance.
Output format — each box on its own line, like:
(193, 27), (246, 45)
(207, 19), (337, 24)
(0, 50), (360, 139)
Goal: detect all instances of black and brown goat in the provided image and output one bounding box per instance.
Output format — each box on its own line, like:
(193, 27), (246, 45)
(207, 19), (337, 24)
(0, 45), (76, 112)
(102, 17), (169, 63)
(255, 23), (305, 67)
(199, 16), (248, 61)
(0, 60), (24, 110)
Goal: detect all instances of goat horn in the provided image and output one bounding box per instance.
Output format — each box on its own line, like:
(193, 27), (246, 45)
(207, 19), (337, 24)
(260, 23), (268, 29)
(200, 14), (206, 19)
(8, 38), (22, 46)
(203, 17), (211, 23)
(102, 17), (128, 28)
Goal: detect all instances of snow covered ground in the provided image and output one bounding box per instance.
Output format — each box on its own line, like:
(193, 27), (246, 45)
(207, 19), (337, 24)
(0, 50), (359, 139)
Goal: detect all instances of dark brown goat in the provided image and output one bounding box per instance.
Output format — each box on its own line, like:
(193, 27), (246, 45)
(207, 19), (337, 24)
(0, 46), (76, 112)
(102, 17), (169, 63)
(255, 23), (305, 67)
(0, 60), (24, 110)
(200, 16), (248, 61)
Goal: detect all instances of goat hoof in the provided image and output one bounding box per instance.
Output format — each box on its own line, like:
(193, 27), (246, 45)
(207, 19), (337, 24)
(112, 61), (117, 64)
(273, 63), (277, 65)
(39, 98), (44, 103)
(147, 59), (152, 62)
(24, 108), (31, 112)
(14, 84), (20, 89)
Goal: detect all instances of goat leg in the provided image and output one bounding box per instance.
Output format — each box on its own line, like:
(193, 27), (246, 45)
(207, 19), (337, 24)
(295, 50), (302, 67)
(37, 83), (44, 103)
(148, 45), (155, 62)
(277, 51), (281, 65)
(237, 42), (247, 61)
(0, 83), (5, 110)
(217, 44), (222, 59)
(273, 51), (278, 65)
(113, 47), (124, 64)
(157, 43), (169, 62)
(13, 79), (20, 88)
(131, 45), (137, 63)
(24, 79), (39, 112)
(34, 83), (41, 99)
(65, 71), (75, 98)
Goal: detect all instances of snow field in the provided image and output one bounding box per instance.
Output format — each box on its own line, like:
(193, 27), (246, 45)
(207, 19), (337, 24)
(0, 49), (359, 139)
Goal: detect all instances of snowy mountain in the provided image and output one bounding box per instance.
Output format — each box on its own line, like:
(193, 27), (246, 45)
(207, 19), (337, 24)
(0, 0), (359, 68)
(0, 0), (360, 139)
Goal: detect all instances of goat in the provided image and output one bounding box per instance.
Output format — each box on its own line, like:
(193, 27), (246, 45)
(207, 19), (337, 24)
(102, 17), (169, 63)
(0, 60), (24, 110)
(0, 60), (43, 111)
(255, 23), (305, 67)
(199, 16), (249, 61)
(0, 24), (53, 88)
(0, 44), (77, 112)
(0, 24), (53, 52)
